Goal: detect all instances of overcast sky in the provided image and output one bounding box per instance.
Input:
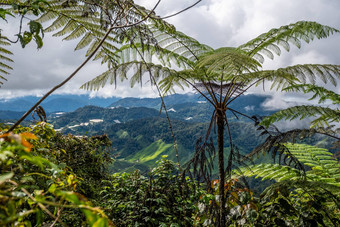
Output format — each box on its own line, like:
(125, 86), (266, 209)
(1, 0), (340, 108)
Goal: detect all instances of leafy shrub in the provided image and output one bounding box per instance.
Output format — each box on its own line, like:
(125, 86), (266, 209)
(0, 123), (112, 226)
(194, 178), (258, 226)
(100, 156), (201, 226)
(240, 143), (340, 226)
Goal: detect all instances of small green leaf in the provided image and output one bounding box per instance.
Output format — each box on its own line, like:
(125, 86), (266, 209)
(29, 21), (41, 34)
(0, 172), (14, 184)
(0, 8), (14, 21)
(34, 34), (43, 49)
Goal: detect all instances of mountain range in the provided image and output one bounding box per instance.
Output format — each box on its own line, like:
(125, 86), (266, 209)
(0, 94), (120, 112)
(1, 93), (284, 173)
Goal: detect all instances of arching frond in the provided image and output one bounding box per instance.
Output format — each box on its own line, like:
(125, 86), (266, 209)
(151, 28), (213, 62)
(283, 84), (340, 104)
(242, 163), (300, 181)
(0, 37), (13, 86)
(242, 143), (340, 188)
(80, 61), (179, 91)
(261, 105), (340, 128)
(159, 68), (202, 94)
(36, 2), (120, 62)
(35, 0), (182, 70)
(196, 47), (261, 77)
(112, 25), (212, 69)
(245, 64), (340, 91)
(240, 21), (339, 62)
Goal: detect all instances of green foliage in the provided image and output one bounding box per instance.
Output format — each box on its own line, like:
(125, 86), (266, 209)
(51, 133), (113, 199)
(255, 180), (340, 226)
(243, 143), (340, 187)
(100, 156), (201, 226)
(82, 20), (340, 94)
(239, 143), (340, 226)
(261, 84), (340, 128)
(35, 0), (178, 78)
(0, 8), (14, 21)
(194, 179), (259, 226)
(0, 37), (13, 86)
(0, 123), (112, 226)
(0, 0), (49, 85)
(1, 0), (176, 87)
(284, 84), (340, 104)
(240, 21), (339, 64)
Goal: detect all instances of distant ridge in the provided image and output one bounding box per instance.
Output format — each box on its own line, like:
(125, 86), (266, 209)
(0, 94), (120, 112)
(0, 93), (273, 121)
(109, 93), (203, 109)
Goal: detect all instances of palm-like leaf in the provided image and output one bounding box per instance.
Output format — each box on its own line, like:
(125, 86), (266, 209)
(81, 61), (181, 91)
(81, 26), (212, 90)
(240, 21), (339, 63)
(261, 105), (340, 128)
(261, 84), (340, 128)
(241, 143), (340, 188)
(34, 0), (181, 68)
(196, 47), (261, 77)
(283, 84), (340, 104)
(81, 17), (340, 96)
(0, 37), (13, 86)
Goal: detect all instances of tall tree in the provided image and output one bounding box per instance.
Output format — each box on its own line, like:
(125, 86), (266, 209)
(82, 21), (340, 226)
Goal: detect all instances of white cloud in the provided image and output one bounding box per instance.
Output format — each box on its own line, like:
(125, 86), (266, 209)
(262, 93), (293, 110)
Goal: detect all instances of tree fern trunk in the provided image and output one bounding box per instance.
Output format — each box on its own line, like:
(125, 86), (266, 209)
(217, 109), (225, 226)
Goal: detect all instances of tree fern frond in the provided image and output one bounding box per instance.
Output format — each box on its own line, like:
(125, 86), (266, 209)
(243, 143), (340, 188)
(0, 60), (13, 70)
(278, 64), (340, 86)
(62, 24), (87, 41)
(196, 47), (261, 77)
(0, 54), (13, 64)
(52, 19), (80, 37)
(74, 32), (94, 50)
(37, 0), (170, 71)
(84, 39), (101, 57)
(35, 10), (58, 23)
(283, 84), (340, 105)
(44, 15), (71, 32)
(248, 117), (339, 167)
(240, 21), (339, 61)
(80, 61), (178, 91)
(261, 105), (340, 128)
(0, 37), (13, 85)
